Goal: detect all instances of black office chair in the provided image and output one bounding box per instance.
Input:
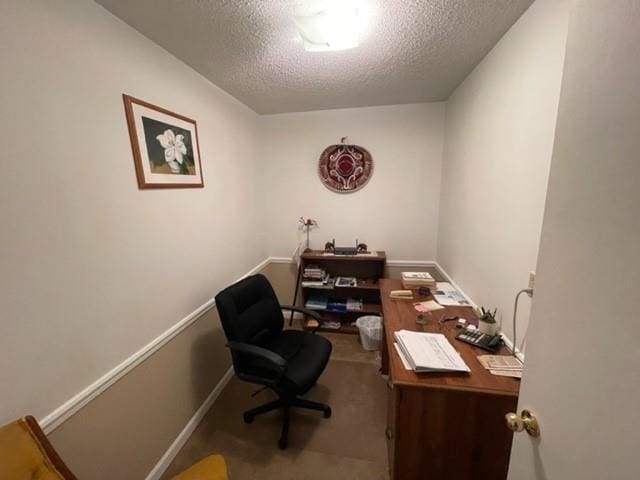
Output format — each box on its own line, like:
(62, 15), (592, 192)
(215, 274), (332, 449)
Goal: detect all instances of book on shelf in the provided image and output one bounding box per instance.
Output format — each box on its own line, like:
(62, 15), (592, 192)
(346, 297), (364, 312)
(320, 320), (342, 330)
(335, 276), (357, 287)
(326, 301), (347, 312)
(305, 294), (328, 310)
(303, 264), (326, 280)
(301, 272), (331, 288)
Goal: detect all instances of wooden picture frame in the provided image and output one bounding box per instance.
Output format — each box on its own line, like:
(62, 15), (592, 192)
(123, 94), (204, 189)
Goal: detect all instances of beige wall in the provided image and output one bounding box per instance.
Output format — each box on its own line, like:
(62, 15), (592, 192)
(436, 0), (570, 347)
(0, 0), (261, 458)
(258, 103), (446, 261)
(48, 308), (230, 479)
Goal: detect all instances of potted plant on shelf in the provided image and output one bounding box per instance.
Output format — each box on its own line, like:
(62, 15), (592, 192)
(476, 306), (499, 336)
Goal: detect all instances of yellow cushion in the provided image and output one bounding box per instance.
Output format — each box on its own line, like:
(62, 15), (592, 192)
(172, 454), (228, 480)
(0, 418), (66, 480)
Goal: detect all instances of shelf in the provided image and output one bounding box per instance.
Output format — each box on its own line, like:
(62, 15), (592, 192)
(302, 279), (380, 291)
(300, 251), (385, 335)
(318, 323), (360, 335)
(304, 320), (360, 335)
(301, 249), (386, 262)
(304, 303), (381, 316)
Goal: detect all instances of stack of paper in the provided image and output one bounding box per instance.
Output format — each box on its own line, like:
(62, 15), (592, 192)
(302, 265), (330, 287)
(477, 355), (523, 379)
(393, 329), (470, 373)
(401, 272), (437, 290)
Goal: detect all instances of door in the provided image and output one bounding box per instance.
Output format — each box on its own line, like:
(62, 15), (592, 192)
(508, 1), (640, 479)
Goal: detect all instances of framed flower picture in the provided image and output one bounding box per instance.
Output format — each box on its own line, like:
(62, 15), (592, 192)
(123, 94), (204, 188)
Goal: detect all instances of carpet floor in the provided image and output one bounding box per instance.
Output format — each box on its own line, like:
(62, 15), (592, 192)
(161, 333), (389, 479)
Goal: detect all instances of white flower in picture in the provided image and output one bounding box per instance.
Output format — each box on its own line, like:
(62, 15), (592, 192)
(156, 129), (187, 173)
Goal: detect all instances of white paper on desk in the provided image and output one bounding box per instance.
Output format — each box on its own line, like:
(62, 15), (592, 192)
(394, 330), (470, 373)
(393, 342), (413, 370)
(433, 282), (472, 307)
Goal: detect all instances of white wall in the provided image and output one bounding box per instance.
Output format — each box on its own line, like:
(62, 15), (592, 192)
(0, 0), (261, 425)
(259, 103), (445, 260)
(510, 1), (640, 477)
(437, 0), (570, 347)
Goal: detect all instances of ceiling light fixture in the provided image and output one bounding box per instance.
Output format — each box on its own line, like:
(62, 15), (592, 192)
(294, 1), (365, 52)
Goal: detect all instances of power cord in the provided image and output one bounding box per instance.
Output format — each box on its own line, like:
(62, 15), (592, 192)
(512, 288), (533, 358)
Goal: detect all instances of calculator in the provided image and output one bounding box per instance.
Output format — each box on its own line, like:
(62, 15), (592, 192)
(455, 328), (503, 352)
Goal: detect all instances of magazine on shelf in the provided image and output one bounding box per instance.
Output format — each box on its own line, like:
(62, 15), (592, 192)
(335, 276), (357, 287)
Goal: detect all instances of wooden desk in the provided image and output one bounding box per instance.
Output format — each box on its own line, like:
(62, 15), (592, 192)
(380, 279), (520, 480)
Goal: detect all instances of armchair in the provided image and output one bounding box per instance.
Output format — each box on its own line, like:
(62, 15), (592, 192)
(0, 416), (228, 480)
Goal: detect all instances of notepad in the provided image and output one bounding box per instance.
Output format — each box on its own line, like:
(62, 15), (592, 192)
(413, 300), (444, 313)
(390, 290), (413, 300)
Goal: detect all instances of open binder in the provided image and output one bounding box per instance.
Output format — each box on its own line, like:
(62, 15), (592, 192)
(394, 329), (470, 373)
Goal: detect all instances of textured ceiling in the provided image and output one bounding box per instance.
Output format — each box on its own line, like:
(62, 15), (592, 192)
(96, 0), (534, 114)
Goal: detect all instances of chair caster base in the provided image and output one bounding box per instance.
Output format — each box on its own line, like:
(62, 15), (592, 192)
(323, 406), (332, 418)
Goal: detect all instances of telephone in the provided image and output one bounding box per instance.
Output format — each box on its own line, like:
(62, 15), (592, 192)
(455, 328), (503, 353)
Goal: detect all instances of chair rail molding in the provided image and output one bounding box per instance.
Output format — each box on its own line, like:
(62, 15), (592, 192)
(39, 257), (271, 434)
(145, 366), (234, 480)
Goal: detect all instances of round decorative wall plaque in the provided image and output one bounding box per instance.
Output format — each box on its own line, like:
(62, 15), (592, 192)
(318, 141), (373, 193)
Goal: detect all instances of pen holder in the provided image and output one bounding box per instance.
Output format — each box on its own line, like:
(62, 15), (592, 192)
(478, 320), (498, 336)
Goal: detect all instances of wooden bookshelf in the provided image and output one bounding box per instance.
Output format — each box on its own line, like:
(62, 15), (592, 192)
(299, 249), (386, 334)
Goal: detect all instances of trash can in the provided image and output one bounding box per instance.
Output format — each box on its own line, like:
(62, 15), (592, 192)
(355, 315), (383, 351)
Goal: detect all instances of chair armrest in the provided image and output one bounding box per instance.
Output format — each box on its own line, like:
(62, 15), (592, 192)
(280, 305), (323, 322)
(227, 341), (288, 374)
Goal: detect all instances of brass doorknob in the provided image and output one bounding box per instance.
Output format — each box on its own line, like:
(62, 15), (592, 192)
(505, 409), (540, 437)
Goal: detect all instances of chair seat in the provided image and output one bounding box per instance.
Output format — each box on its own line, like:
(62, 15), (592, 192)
(265, 330), (332, 394)
(172, 454), (227, 480)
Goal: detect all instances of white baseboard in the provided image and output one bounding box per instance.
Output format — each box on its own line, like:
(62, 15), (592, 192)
(386, 259), (439, 267)
(269, 256), (296, 264)
(40, 257), (270, 434)
(145, 367), (234, 480)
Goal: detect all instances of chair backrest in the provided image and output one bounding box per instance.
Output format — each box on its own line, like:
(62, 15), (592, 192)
(0, 416), (77, 480)
(215, 274), (284, 346)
